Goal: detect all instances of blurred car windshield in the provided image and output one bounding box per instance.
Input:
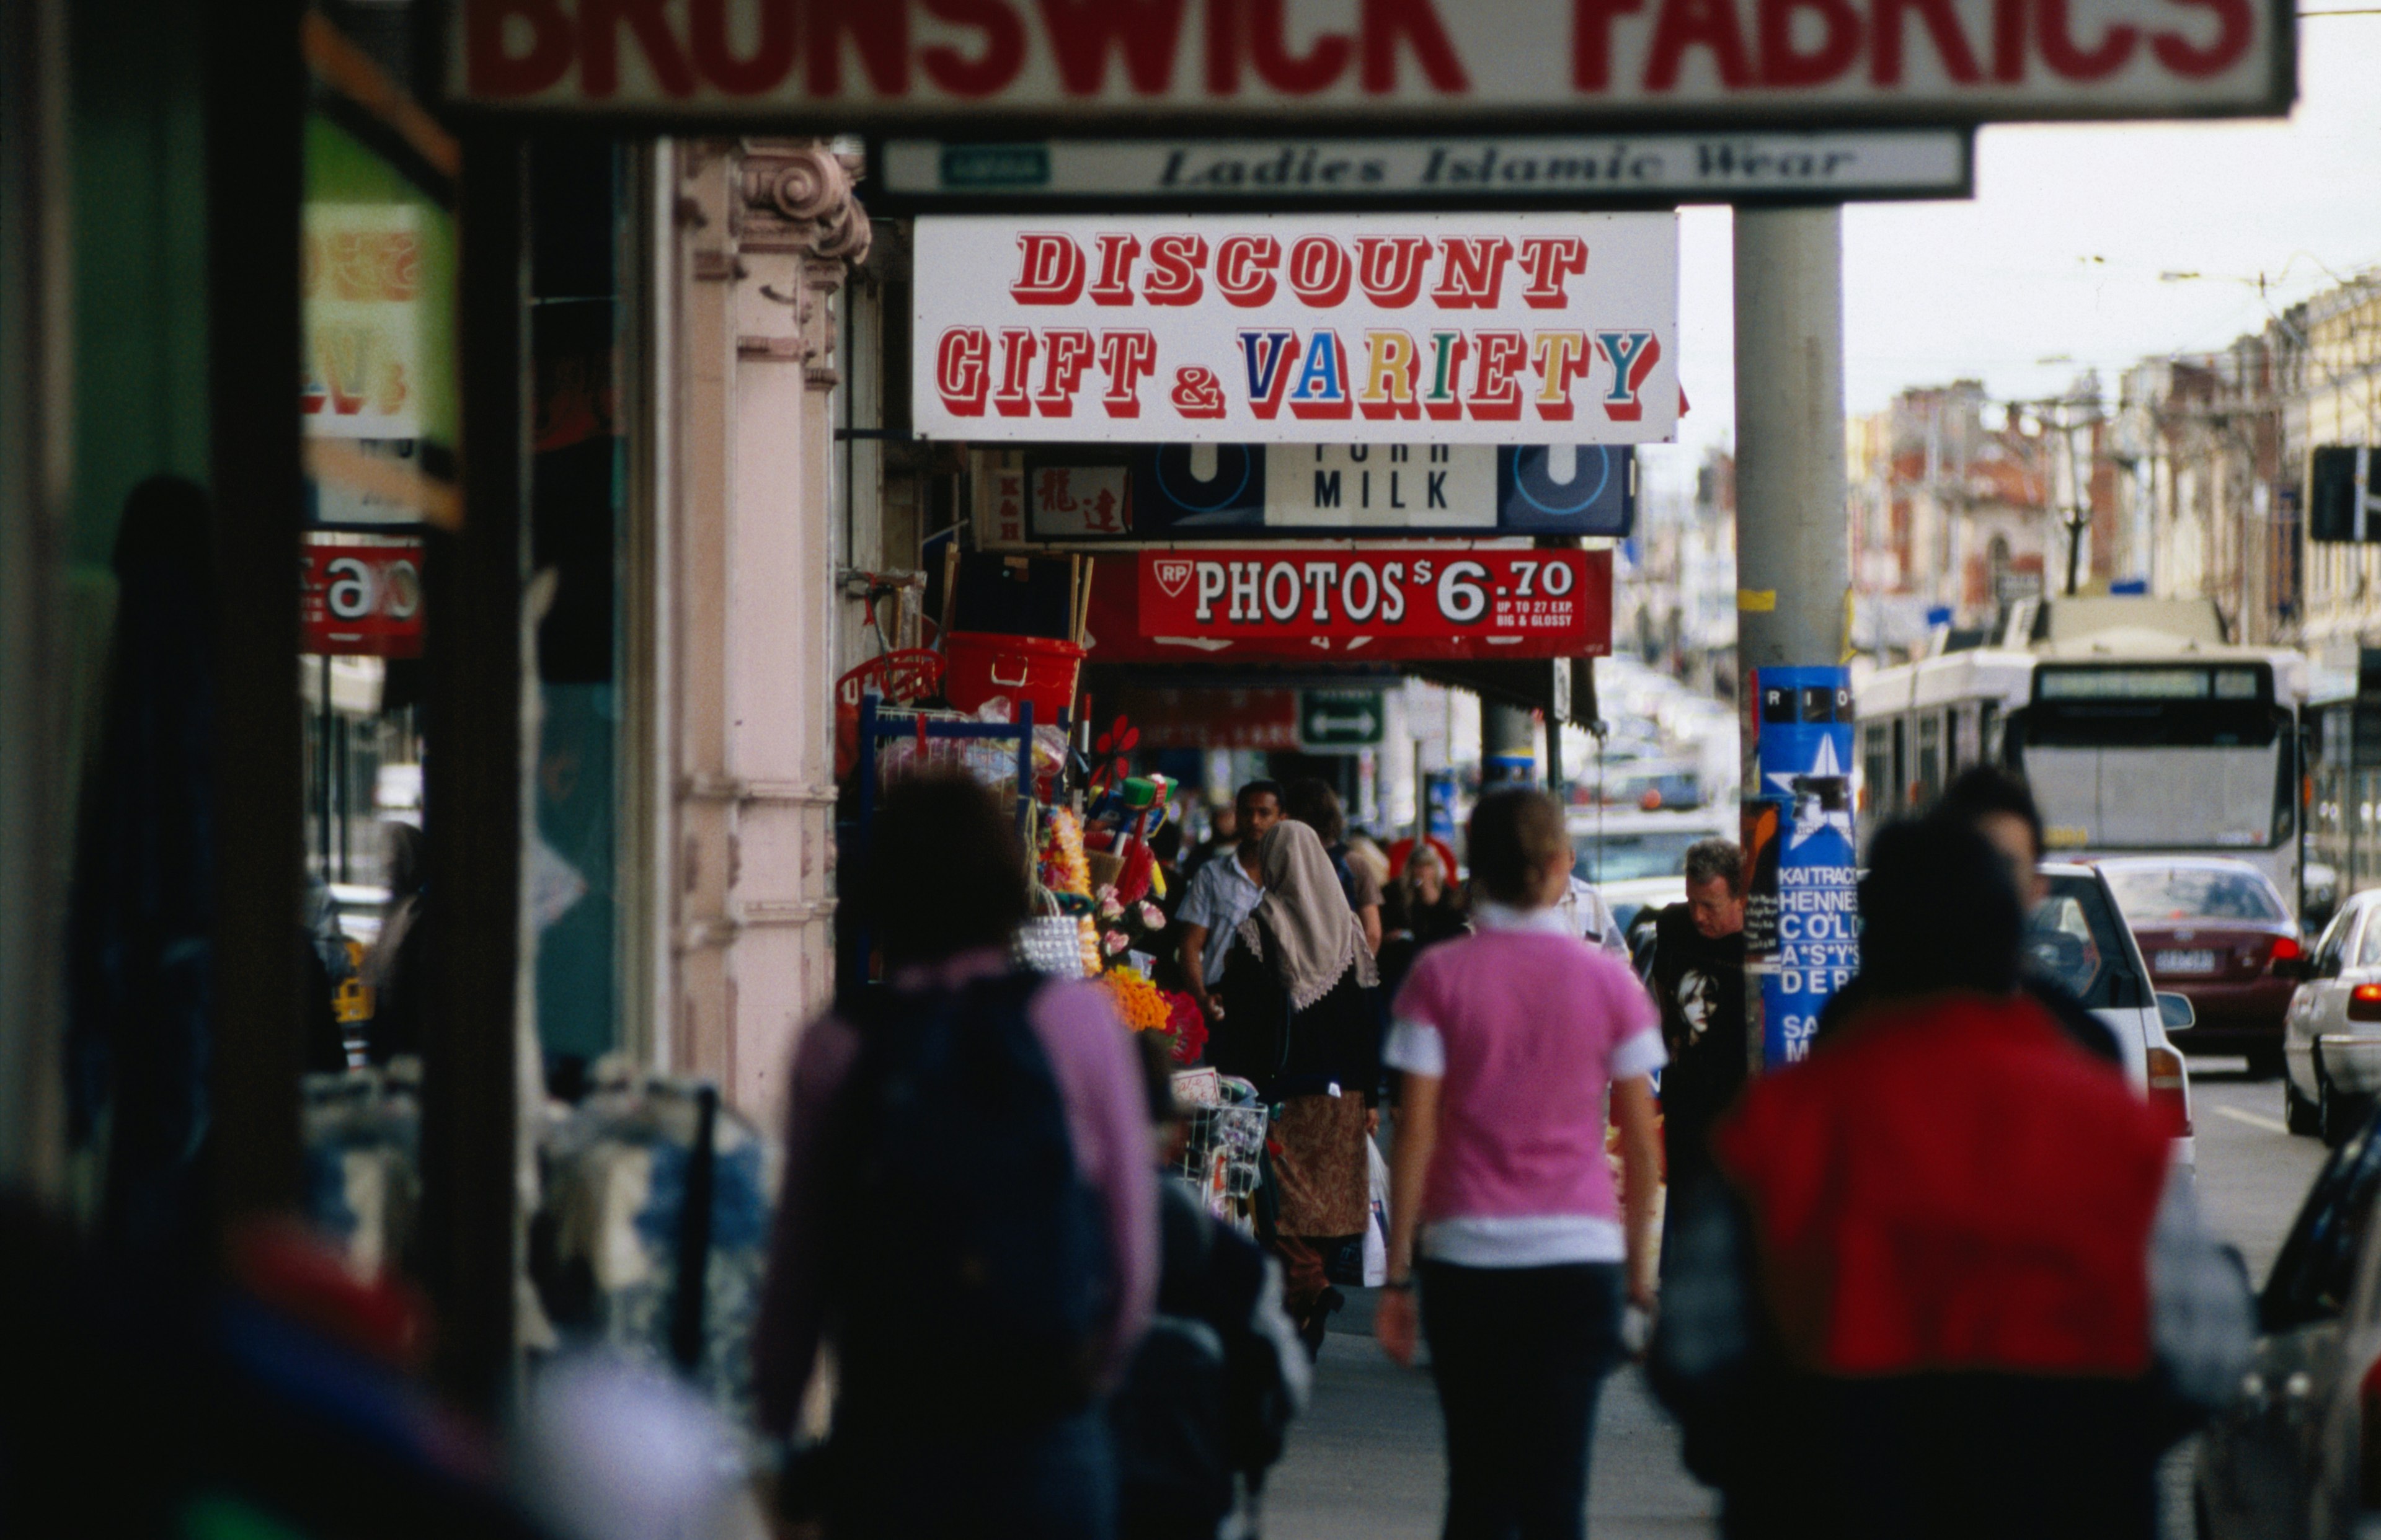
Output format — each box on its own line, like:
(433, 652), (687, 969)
(2026, 873), (2146, 1010)
(1574, 829), (1704, 883)
(2105, 865), (2284, 925)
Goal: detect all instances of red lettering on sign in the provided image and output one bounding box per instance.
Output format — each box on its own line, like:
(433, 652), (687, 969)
(1287, 236), (1354, 307)
(1760, 0), (1861, 84)
(1089, 233), (1142, 305)
(936, 327), (991, 415)
(1035, 0), (1190, 94)
(1432, 237), (1513, 309)
(920, 0), (1031, 95)
(1098, 330), (1159, 415)
(805, 0), (910, 94)
(1012, 232), (1088, 304)
(1144, 234), (1208, 305)
(691, 0), (794, 92)
(1644, 0), (1754, 89)
(2039, 0), (2137, 77)
(1992, 0), (2026, 77)
(1037, 329), (1097, 415)
(1360, 0), (1470, 92)
(1215, 234), (1282, 306)
(1468, 330), (1527, 421)
(1253, 0), (1354, 91)
(468, 0), (574, 95)
(2153, 0), (2253, 75)
(1355, 236), (1434, 307)
(1517, 236), (1589, 309)
(1572, 0), (1646, 88)
(583, 0), (696, 97)
(993, 329), (1039, 416)
(1873, 0), (1982, 84)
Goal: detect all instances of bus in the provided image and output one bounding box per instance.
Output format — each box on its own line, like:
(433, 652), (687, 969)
(1855, 605), (2310, 913)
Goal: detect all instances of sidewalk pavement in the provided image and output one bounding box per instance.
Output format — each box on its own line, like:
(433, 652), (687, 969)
(1262, 1287), (1721, 1540)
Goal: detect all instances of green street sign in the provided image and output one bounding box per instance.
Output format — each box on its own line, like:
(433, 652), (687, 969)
(1300, 689), (1385, 750)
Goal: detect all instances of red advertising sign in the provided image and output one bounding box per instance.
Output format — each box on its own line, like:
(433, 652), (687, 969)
(302, 539), (424, 657)
(1112, 686), (1303, 750)
(1086, 546), (1608, 662)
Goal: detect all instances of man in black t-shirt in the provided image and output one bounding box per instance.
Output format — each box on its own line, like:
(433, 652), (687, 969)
(1644, 838), (1749, 1221)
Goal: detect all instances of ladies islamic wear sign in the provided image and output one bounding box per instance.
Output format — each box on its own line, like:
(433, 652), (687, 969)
(912, 214), (1678, 445)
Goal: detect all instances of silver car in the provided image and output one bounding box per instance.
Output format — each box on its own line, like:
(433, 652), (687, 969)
(2032, 862), (2201, 1171)
(2284, 891), (2381, 1146)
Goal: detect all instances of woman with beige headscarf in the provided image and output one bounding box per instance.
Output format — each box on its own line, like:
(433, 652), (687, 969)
(1215, 819), (1382, 1355)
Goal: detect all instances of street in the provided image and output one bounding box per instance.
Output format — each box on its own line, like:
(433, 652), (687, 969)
(1267, 1057), (2331, 1540)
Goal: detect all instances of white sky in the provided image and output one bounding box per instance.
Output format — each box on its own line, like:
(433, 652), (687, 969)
(1645, 18), (2381, 497)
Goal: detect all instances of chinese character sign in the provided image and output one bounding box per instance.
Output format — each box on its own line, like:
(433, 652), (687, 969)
(303, 205), (423, 441)
(916, 215), (1678, 445)
(1743, 666), (1860, 1068)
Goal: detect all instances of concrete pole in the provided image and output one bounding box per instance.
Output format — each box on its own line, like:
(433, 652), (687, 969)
(1481, 701), (1536, 788)
(1733, 207), (1849, 677)
(1734, 207), (1851, 1076)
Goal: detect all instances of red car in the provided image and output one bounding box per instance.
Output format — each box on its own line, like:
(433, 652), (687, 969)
(2101, 857), (2302, 1076)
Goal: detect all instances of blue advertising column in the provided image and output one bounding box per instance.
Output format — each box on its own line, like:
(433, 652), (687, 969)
(1744, 667), (1861, 1067)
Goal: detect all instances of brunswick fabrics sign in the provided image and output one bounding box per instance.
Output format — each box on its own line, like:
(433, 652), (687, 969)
(450, 0), (2292, 125)
(1083, 545), (1611, 662)
(915, 214), (1677, 445)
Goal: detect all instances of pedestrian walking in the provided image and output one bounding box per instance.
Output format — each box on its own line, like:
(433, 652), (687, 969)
(1812, 764), (2120, 1064)
(1176, 781), (1284, 1032)
(1375, 788), (1665, 1540)
(1378, 843), (1467, 999)
(1651, 815), (2252, 1540)
(755, 772), (1158, 1540)
(1215, 819), (1383, 1354)
(1111, 1034), (1311, 1540)
(1284, 777), (1383, 955)
(1641, 838), (1748, 1243)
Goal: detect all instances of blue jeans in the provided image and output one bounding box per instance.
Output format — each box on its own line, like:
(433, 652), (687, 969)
(1422, 1260), (1625, 1540)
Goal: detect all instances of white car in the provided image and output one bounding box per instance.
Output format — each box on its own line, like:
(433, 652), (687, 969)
(2282, 889), (2381, 1145)
(2032, 861), (2199, 1170)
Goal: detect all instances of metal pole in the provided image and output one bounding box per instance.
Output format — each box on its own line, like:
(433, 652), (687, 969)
(1734, 206), (1851, 1075)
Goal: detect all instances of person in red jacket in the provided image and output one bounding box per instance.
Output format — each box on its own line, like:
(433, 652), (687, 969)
(1650, 814), (2251, 1540)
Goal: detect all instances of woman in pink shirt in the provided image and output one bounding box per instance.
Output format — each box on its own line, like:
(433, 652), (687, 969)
(1376, 788), (1664, 1540)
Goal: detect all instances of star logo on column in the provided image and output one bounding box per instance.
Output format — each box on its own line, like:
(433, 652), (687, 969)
(1768, 735), (1856, 851)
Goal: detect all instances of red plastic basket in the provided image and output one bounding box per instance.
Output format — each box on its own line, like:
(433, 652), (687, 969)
(942, 631), (1084, 723)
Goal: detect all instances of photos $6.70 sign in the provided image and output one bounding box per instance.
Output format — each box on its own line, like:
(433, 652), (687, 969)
(914, 214), (1678, 445)
(1086, 545), (1612, 662)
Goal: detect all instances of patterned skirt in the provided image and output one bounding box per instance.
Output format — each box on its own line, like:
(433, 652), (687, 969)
(1269, 1092), (1370, 1237)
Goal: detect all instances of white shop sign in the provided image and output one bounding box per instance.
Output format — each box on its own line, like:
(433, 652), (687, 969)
(880, 131), (1972, 207)
(912, 213), (1678, 446)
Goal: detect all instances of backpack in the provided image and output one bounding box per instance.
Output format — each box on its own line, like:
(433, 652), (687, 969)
(825, 971), (1110, 1425)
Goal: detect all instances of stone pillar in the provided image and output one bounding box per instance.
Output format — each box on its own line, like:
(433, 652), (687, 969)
(667, 141), (868, 1121)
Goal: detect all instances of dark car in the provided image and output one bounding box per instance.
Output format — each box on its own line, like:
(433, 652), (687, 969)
(2197, 1101), (2381, 1540)
(2103, 857), (2301, 1076)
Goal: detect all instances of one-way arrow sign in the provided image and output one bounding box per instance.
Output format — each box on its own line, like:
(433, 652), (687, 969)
(1300, 689), (1386, 750)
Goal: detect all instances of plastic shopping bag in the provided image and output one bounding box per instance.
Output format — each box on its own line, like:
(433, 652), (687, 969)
(1363, 1136), (1390, 1288)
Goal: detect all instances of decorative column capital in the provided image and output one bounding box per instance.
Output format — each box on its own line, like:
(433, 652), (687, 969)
(737, 141), (871, 266)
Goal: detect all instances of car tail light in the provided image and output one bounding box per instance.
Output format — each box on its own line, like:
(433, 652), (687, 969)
(2146, 1046), (2192, 1138)
(2352, 985), (2381, 1024)
(2273, 935), (2303, 963)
